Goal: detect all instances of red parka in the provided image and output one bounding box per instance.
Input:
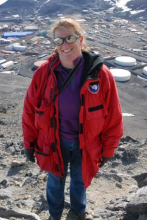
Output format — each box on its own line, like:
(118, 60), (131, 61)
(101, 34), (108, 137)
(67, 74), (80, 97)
(22, 51), (123, 188)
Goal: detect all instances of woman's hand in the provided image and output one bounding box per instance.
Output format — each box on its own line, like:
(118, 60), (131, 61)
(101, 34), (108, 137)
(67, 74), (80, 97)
(24, 149), (35, 163)
(99, 156), (113, 168)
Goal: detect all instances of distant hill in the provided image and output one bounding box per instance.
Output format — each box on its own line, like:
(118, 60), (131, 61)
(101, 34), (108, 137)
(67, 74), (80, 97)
(0, 0), (147, 20)
(126, 0), (147, 18)
(103, 0), (147, 20)
(0, 0), (35, 7)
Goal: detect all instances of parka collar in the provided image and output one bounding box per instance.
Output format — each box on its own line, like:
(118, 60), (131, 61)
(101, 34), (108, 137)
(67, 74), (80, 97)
(82, 51), (104, 77)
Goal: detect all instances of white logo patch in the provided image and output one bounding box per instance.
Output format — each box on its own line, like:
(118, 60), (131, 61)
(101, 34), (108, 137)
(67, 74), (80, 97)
(88, 83), (99, 94)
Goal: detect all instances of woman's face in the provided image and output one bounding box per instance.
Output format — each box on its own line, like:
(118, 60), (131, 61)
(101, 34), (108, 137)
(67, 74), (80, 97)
(54, 26), (83, 68)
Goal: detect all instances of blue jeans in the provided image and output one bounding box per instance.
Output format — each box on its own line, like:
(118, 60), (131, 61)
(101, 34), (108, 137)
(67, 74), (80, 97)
(46, 138), (86, 219)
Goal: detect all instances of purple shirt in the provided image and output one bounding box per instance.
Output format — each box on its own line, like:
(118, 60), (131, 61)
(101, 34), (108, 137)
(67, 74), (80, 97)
(55, 57), (85, 141)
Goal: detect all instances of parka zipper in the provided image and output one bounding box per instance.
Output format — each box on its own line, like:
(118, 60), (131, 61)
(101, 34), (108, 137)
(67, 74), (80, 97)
(52, 70), (64, 182)
(79, 62), (102, 139)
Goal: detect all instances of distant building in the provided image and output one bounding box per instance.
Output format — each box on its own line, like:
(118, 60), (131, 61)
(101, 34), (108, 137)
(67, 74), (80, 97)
(2, 25), (9, 31)
(0, 38), (11, 44)
(37, 30), (50, 37)
(24, 26), (38, 31)
(105, 17), (113, 22)
(3, 31), (35, 38)
(5, 43), (26, 52)
(14, 27), (21, 31)
(82, 10), (89, 14)
(1, 50), (14, 54)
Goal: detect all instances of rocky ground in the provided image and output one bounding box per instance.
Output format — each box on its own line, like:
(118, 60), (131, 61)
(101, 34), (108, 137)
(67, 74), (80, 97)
(0, 73), (147, 220)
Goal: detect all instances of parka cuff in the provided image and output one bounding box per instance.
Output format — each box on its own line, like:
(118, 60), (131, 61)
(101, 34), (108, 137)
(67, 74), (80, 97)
(24, 140), (36, 149)
(102, 149), (115, 158)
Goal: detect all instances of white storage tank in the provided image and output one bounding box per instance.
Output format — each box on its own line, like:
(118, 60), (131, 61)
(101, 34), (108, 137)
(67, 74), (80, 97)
(1, 61), (14, 69)
(142, 66), (147, 76)
(34, 60), (47, 69)
(110, 68), (131, 82)
(115, 56), (136, 67)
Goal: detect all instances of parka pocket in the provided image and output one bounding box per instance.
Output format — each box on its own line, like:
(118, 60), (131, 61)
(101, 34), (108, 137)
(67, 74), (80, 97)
(86, 104), (108, 120)
(35, 105), (51, 131)
(35, 141), (53, 172)
(84, 103), (108, 139)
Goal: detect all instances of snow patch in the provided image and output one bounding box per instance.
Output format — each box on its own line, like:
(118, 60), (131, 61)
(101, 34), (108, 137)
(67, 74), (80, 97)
(130, 10), (145, 15)
(122, 113), (135, 117)
(0, 0), (8, 5)
(115, 0), (132, 11)
(35, 0), (52, 13)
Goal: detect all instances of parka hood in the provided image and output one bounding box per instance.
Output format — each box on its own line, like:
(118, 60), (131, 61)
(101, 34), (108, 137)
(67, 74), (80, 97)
(82, 51), (104, 82)
(82, 51), (104, 77)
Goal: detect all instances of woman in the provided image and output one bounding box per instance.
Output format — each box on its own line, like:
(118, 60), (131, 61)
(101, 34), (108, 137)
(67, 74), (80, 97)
(22, 18), (123, 220)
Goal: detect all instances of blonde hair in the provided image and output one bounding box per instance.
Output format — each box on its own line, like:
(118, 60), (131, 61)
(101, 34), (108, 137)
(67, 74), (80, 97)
(51, 18), (89, 54)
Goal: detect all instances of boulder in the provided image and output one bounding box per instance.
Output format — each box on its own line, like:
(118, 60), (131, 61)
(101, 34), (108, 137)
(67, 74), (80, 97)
(126, 186), (147, 214)
(133, 173), (147, 188)
(0, 206), (41, 220)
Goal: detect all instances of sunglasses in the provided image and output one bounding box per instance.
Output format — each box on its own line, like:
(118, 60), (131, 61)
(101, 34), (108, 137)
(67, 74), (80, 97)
(53, 35), (80, 46)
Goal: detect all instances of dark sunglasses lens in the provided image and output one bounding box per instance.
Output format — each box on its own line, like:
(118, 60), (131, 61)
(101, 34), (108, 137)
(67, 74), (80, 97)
(66, 35), (77, 43)
(54, 38), (63, 46)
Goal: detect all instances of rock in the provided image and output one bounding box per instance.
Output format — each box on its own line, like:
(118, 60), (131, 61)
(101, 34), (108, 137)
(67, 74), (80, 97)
(96, 172), (123, 183)
(113, 151), (122, 160)
(0, 134), (4, 138)
(138, 214), (147, 220)
(111, 161), (120, 168)
(120, 136), (139, 144)
(107, 197), (129, 211)
(0, 106), (7, 114)
(129, 185), (138, 193)
(110, 174), (123, 183)
(0, 206), (41, 220)
(0, 121), (5, 125)
(0, 189), (12, 199)
(14, 181), (21, 187)
(11, 160), (24, 167)
(25, 171), (33, 177)
(126, 186), (147, 214)
(17, 199), (35, 209)
(22, 177), (36, 186)
(122, 148), (139, 165)
(38, 173), (47, 181)
(39, 193), (47, 203)
(110, 169), (118, 173)
(0, 180), (8, 188)
(94, 209), (115, 218)
(133, 173), (147, 188)
(5, 142), (14, 149)
(116, 183), (122, 188)
(24, 194), (32, 200)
